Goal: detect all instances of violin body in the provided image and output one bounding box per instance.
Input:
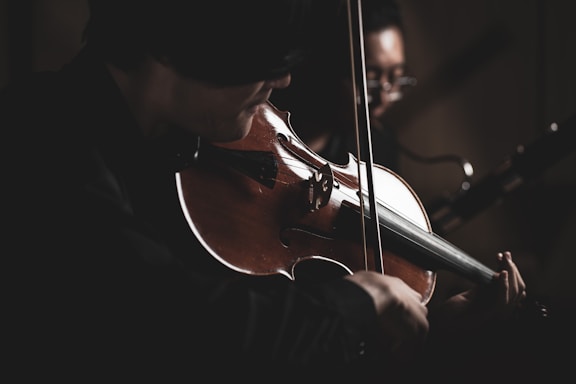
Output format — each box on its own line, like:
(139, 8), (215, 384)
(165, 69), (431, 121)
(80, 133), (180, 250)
(177, 102), (436, 303)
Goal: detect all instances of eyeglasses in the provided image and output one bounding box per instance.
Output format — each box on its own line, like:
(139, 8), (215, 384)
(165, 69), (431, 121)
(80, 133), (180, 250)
(366, 75), (417, 103)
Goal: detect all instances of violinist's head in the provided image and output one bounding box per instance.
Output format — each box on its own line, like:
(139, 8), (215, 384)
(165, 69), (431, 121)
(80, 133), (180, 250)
(362, 0), (413, 123)
(83, 0), (317, 141)
(267, 0), (410, 165)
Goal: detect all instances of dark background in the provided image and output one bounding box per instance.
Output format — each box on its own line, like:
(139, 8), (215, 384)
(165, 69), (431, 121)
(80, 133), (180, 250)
(2, 0), (575, 368)
(396, 0), (576, 310)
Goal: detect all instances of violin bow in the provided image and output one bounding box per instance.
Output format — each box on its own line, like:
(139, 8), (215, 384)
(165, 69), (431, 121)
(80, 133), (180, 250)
(346, 0), (385, 273)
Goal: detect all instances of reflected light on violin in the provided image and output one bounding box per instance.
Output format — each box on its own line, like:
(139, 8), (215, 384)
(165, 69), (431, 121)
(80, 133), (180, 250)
(177, 103), (501, 307)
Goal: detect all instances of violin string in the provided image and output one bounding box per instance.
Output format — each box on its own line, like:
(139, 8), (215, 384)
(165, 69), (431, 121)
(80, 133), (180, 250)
(264, 154), (385, 198)
(265, 155), (429, 241)
(262, 154), (402, 215)
(257, 154), (493, 281)
(273, 155), (361, 185)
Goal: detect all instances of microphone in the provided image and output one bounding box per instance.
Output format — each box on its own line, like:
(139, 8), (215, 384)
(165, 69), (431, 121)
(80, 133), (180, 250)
(428, 114), (576, 236)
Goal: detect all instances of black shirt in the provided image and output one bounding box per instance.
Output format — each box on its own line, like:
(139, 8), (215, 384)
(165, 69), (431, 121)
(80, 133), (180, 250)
(1, 48), (381, 381)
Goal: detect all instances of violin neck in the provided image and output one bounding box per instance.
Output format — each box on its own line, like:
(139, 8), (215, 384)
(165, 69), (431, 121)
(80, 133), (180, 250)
(371, 202), (496, 285)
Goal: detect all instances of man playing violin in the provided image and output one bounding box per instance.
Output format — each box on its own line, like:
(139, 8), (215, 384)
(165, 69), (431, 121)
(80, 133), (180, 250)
(2, 0), (527, 381)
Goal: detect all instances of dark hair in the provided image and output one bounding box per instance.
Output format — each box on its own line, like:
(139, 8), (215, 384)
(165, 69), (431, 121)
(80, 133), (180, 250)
(84, 0), (315, 84)
(362, 0), (403, 33)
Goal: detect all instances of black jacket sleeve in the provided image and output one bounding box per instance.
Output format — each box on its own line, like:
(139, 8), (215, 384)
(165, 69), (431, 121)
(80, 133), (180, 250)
(2, 68), (383, 382)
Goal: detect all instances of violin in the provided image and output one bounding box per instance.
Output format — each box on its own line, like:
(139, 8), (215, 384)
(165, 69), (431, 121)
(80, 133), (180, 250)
(176, 101), (500, 304)
(176, 0), (509, 306)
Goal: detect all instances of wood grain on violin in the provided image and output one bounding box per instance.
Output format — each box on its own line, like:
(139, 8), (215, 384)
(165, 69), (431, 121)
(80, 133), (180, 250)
(177, 103), (502, 305)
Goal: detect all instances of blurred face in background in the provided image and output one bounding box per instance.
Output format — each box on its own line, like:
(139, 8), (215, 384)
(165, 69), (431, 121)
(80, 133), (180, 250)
(364, 25), (407, 126)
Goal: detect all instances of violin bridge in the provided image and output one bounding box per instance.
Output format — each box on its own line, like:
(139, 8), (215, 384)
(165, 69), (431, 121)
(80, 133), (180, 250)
(307, 164), (334, 212)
